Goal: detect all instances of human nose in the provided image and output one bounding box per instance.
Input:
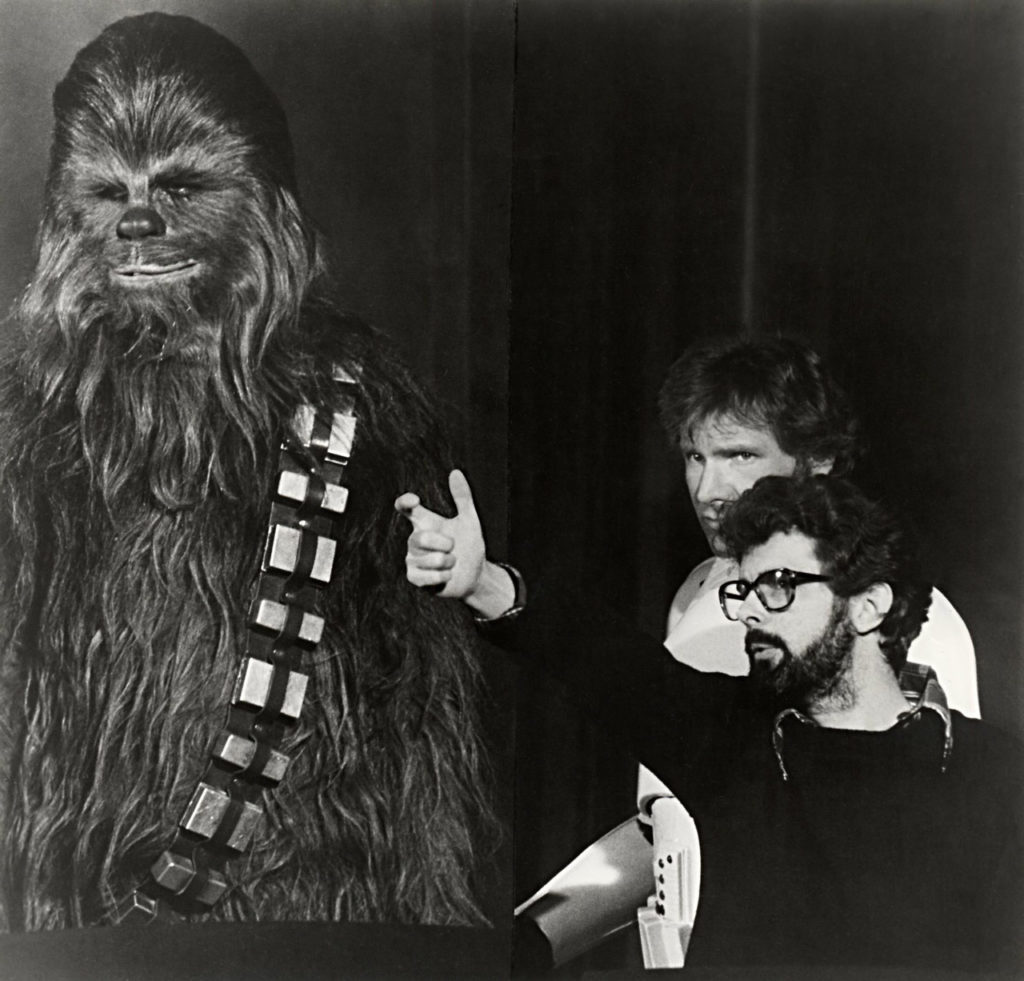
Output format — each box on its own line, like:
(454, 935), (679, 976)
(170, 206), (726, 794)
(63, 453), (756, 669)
(737, 588), (765, 626)
(694, 460), (730, 505)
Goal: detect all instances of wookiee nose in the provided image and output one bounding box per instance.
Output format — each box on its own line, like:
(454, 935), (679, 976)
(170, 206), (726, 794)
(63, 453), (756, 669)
(116, 206), (166, 239)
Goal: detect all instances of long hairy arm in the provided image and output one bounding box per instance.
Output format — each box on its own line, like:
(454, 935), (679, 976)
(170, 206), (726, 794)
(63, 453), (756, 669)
(271, 307), (499, 925)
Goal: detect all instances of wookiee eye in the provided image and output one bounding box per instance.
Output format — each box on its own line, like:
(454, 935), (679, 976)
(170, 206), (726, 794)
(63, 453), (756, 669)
(94, 183), (129, 202)
(159, 182), (199, 201)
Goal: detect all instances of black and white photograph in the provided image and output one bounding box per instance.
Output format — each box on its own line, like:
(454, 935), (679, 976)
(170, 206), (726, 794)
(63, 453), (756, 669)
(0, 0), (1021, 978)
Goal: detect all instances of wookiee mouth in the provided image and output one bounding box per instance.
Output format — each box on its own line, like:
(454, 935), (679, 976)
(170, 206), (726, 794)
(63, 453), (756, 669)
(112, 260), (200, 285)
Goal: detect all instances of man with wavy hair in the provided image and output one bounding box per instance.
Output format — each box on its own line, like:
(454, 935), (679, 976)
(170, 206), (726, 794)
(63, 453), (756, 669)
(398, 471), (1023, 972)
(0, 14), (493, 931)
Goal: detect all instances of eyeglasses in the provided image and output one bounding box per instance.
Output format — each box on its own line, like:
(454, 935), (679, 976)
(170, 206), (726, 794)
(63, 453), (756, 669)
(718, 568), (832, 621)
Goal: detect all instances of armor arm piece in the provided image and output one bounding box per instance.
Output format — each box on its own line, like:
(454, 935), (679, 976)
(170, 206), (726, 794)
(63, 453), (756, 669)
(514, 817), (653, 967)
(636, 796), (701, 969)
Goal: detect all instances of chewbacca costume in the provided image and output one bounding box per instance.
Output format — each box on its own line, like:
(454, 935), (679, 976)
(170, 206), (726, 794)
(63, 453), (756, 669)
(0, 14), (493, 932)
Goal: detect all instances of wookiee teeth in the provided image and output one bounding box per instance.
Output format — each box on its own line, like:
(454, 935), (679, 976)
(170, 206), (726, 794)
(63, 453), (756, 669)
(115, 260), (198, 276)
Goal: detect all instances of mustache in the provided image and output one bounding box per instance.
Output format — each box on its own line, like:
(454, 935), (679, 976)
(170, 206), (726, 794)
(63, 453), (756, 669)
(698, 502), (733, 528)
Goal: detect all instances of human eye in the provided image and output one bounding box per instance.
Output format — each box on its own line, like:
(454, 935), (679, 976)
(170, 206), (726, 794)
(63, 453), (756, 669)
(683, 450), (704, 464)
(756, 570), (793, 609)
(729, 450), (758, 462)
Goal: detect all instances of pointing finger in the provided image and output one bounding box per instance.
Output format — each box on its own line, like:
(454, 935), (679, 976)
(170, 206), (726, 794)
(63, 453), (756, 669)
(394, 492), (420, 514)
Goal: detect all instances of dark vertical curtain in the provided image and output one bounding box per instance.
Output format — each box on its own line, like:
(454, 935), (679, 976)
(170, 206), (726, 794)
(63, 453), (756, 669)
(509, 0), (754, 926)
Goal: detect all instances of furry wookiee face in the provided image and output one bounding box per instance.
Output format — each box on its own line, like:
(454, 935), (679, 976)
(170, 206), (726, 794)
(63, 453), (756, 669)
(31, 12), (314, 365)
(53, 135), (257, 359)
(64, 130), (251, 296)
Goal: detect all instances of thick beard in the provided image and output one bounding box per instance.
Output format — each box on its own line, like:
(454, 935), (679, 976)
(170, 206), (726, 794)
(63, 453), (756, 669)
(746, 600), (856, 709)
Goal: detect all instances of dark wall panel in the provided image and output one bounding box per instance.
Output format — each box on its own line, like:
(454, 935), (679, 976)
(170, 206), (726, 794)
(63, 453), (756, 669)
(509, 0), (753, 913)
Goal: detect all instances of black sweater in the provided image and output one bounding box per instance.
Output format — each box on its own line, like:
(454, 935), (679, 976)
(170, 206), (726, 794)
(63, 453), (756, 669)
(495, 574), (1024, 974)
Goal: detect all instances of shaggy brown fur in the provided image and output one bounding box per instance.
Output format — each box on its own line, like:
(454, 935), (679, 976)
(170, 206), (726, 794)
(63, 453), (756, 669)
(0, 13), (493, 931)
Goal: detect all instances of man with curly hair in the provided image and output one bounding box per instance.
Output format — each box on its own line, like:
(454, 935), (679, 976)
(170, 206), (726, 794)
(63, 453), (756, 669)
(398, 471), (1023, 972)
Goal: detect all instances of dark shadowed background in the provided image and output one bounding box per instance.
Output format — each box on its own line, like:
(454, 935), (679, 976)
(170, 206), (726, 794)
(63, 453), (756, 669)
(2, 0), (1022, 974)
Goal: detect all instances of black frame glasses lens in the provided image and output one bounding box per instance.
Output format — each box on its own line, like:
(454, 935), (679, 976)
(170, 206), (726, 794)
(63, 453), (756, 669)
(719, 569), (831, 620)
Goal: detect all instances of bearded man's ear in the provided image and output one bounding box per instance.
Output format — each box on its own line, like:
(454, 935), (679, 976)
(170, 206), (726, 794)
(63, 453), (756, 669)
(849, 582), (894, 635)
